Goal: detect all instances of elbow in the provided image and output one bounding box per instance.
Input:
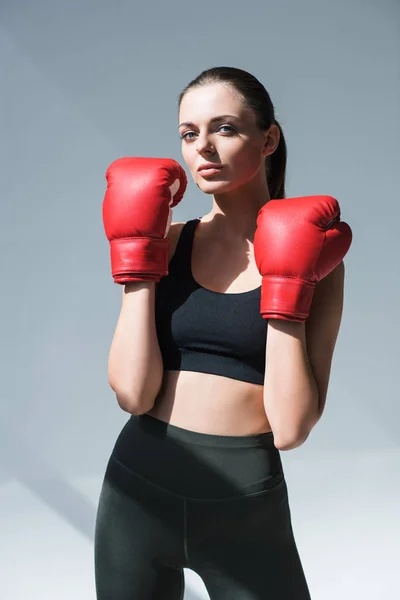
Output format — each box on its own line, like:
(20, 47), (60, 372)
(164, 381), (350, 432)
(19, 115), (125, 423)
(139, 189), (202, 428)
(273, 416), (318, 451)
(108, 378), (158, 415)
(271, 395), (321, 451)
(274, 429), (310, 451)
(108, 369), (163, 415)
(115, 390), (156, 415)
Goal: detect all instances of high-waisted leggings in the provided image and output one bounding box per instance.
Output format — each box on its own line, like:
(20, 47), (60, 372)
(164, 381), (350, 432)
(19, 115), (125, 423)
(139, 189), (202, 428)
(94, 413), (311, 599)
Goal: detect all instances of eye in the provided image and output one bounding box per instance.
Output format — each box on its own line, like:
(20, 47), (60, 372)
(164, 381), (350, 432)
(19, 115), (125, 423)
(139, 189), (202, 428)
(218, 124), (236, 134)
(179, 123), (237, 142)
(180, 131), (197, 141)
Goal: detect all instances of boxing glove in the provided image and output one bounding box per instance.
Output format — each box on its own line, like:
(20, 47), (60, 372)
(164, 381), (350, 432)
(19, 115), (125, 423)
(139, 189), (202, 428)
(102, 157), (187, 283)
(254, 195), (352, 322)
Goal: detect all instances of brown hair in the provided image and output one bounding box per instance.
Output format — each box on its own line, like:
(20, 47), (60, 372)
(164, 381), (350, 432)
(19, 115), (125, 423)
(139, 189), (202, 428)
(178, 66), (287, 199)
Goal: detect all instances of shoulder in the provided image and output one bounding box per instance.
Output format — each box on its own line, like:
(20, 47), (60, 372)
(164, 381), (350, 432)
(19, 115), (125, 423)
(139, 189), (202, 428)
(167, 221), (186, 263)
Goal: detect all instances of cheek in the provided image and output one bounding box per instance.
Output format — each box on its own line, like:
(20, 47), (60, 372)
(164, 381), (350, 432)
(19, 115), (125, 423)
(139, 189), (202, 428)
(228, 140), (264, 178)
(181, 145), (196, 175)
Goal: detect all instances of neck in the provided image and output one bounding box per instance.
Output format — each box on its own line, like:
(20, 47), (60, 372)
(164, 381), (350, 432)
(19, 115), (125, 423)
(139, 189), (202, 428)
(202, 169), (271, 242)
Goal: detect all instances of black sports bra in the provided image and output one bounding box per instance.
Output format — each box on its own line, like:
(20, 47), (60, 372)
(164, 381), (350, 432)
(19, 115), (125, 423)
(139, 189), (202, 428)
(155, 218), (268, 385)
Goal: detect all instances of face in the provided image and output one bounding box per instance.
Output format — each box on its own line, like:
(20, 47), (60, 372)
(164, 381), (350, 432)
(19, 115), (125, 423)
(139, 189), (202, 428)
(178, 83), (278, 194)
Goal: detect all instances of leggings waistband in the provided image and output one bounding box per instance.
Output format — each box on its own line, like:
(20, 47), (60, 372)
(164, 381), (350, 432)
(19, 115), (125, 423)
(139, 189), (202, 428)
(110, 414), (284, 500)
(138, 413), (276, 448)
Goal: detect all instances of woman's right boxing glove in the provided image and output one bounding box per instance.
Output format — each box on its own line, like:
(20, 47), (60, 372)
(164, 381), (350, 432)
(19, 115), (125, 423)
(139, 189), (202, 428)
(102, 157), (187, 284)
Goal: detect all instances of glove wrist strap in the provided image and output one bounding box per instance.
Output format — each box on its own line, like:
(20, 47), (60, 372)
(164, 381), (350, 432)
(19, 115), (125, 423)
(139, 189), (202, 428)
(260, 276), (315, 322)
(110, 237), (170, 283)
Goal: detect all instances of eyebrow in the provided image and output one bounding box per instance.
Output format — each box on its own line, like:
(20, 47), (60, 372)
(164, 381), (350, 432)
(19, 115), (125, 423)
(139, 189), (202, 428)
(178, 114), (241, 128)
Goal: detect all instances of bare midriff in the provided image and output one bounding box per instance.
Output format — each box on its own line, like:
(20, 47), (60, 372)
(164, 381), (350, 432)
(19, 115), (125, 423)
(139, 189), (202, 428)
(146, 370), (272, 436)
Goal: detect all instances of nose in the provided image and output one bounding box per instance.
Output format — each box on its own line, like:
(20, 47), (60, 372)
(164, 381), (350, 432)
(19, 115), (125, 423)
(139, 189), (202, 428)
(195, 133), (216, 156)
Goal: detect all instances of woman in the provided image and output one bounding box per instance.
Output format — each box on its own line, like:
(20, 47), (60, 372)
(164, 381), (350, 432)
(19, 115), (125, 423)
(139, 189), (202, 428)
(95, 66), (352, 600)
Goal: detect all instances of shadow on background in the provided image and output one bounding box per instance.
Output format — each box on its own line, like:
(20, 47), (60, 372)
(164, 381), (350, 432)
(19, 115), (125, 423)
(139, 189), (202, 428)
(0, 418), (206, 600)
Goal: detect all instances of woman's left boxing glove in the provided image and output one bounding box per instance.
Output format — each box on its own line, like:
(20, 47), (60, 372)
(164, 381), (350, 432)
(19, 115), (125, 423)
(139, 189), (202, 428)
(254, 195), (352, 322)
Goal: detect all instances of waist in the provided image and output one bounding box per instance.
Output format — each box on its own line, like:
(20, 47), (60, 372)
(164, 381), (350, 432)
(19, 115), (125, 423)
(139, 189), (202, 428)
(148, 370), (271, 436)
(110, 412), (283, 500)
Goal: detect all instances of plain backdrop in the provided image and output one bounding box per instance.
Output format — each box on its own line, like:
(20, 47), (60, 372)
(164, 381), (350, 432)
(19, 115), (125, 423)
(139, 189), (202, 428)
(1, 0), (399, 599)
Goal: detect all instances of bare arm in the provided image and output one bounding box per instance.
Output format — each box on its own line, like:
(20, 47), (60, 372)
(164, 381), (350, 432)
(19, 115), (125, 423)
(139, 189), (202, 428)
(107, 222), (185, 414)
(263, 320), (319, 450)
(107, 281), (163, 414)
(263, 261), (345, 450)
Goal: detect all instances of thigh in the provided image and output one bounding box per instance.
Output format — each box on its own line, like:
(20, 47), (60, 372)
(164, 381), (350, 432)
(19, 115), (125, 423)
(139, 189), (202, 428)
(188, 478), (311, 600)
(94, 457), (186, 600)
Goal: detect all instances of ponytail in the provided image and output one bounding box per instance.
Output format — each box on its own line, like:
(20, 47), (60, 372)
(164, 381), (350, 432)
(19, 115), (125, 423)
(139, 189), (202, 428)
(265, 120), (287, 200)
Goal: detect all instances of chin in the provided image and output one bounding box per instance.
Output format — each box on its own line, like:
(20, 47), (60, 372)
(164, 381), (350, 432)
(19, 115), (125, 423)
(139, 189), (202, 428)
(196, 179), (236, 195)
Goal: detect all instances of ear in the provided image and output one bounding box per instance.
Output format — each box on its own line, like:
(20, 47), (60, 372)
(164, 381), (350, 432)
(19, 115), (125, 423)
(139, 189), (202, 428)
(262, 124), (280, 158)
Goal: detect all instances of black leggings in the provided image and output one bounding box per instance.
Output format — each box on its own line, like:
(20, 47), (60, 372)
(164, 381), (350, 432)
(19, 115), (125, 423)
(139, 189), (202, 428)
(94, 413), (311, 599)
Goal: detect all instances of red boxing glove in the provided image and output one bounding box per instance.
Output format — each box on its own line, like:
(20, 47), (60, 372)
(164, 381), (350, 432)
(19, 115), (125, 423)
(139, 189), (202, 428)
(102, 157), (187, 284)
(254, 195), (352, 322)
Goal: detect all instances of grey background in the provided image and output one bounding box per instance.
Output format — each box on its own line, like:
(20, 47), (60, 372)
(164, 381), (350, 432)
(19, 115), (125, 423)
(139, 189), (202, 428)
(1, 0), (399, 598)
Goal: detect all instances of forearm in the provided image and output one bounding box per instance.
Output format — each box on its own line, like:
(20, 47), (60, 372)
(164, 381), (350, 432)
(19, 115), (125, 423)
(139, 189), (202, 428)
(263, 320), (320, 449)
(107, 282), (163, 414)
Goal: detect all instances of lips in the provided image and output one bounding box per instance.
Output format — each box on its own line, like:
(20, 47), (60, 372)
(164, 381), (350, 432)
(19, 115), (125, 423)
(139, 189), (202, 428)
(198, 163), (223, 172)
(197, 164), (224, 178)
